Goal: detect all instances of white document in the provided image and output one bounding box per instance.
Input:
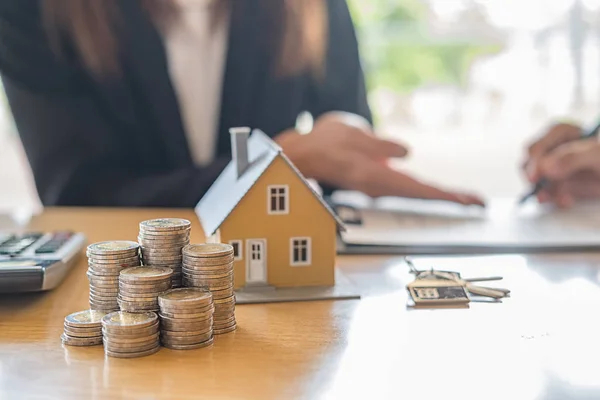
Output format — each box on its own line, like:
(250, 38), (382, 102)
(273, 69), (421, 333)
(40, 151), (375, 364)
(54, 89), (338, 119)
(332, 191), (600, 253)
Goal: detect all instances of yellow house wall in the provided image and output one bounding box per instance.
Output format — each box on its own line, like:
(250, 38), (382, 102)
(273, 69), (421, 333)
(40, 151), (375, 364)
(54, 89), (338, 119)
(219, 156), (337, 289)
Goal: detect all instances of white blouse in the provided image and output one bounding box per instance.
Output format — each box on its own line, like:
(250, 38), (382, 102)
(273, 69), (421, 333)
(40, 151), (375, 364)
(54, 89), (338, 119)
(163, 0), (230, 166)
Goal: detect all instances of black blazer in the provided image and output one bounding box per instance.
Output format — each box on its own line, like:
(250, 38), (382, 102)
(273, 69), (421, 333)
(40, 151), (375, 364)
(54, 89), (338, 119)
(0, 0), (372, 208)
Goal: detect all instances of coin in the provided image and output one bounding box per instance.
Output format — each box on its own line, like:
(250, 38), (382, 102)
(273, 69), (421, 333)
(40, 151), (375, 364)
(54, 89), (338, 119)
(118, 301), (159, 313)
(162, 337), (214, 350)
(213, 324), (237, 335)
(118, 286), (171, 296)
(104, 346), (160, 359)
(87, 243), (141, 313)
(64, 310), (106, 327)
(159, 306), (214, 319)
(119, 266), (173, 282)
(161, 331), (212, 346)
(140, 218), (191, 232)
(158, 288), (212, 306)
(183, 243), (233, 258)
(61, 333), (103, 346)
(102, 311), (158, 329)
(88, 256), (141, 266)
(139, 221), (189, 288)
(104, 332), (160, 344)
(138, 234), (190, 244)
(87, 241), (140, 256)
(104, 340), (160, 354)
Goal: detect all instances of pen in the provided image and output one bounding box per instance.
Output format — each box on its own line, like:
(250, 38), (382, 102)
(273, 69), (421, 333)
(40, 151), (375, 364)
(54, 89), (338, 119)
(518, 119), (600, 205)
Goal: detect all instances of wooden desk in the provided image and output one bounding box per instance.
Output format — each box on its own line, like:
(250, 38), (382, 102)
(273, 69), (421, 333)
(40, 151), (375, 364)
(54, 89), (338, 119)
(2, 208), (600, 400)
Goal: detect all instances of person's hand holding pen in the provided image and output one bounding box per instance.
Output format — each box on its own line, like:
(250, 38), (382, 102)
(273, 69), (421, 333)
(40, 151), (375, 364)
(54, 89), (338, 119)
(522, 122), (600, 208)
(275, 111), (485, 207)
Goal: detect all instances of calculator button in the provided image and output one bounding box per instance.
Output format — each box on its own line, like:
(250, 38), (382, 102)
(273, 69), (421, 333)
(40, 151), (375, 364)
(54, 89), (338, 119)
(0, 233), (43, 255)
(34, 232), (74, 254)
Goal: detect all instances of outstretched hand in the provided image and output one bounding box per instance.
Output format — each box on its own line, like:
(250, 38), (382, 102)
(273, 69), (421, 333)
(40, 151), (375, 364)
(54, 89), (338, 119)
(275, 111), (485, 207)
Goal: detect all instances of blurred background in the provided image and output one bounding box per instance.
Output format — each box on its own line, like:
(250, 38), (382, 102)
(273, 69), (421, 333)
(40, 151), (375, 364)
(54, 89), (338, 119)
(2, 0), (600, 212)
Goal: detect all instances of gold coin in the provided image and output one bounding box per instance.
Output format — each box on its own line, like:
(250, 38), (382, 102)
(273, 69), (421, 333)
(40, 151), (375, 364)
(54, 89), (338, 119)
(139, 218), (191, 232)
(162, 337), (214, 350)
(183, 243), (233, 258)
(87, 241), (140, 255)
(105, 346), (160, 358)
(61, 333), (103, 346)
(213, 324), (237, 335)
(158, 288), (212, 307)
(119, 267), (173, 282)
(161, 332), (213, 346)
(101, 311), (158, 329)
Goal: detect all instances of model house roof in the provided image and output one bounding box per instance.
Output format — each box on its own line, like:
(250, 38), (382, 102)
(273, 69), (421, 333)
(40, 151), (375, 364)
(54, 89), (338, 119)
(195, 129), (345, 236)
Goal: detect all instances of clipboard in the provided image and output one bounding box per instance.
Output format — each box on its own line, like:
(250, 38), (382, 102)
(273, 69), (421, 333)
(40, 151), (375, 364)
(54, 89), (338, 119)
(329, 191), (600, 255)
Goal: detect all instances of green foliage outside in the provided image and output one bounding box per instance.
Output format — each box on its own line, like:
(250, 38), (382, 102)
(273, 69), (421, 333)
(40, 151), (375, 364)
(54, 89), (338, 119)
(347, 0), (503, 94)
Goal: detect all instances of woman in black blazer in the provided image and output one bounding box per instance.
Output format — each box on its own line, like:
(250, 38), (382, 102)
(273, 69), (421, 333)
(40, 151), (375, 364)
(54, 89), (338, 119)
(0, 0), (484, 208)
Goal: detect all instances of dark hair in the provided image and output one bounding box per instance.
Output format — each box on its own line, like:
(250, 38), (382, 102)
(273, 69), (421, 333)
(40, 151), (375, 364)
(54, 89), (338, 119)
(41, 0), (327, 79)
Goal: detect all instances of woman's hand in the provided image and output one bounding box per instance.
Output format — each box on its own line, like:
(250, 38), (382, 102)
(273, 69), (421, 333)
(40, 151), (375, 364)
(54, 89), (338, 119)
(275, 111), (485, 206)
(523, 122), (600, 208)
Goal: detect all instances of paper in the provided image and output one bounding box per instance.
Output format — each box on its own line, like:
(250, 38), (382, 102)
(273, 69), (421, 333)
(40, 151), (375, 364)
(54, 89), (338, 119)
(332, 191), (600, 253)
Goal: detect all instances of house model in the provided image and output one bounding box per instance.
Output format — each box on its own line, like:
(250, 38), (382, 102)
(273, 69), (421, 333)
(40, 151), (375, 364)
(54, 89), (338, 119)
(195, 127), (345, 290)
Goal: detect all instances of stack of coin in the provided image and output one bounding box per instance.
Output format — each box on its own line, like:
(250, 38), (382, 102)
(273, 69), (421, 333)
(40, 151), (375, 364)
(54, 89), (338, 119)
(101, 311), (160, 358)
(158, 288), (215, 350)
(61, 310), (106, 346)
(118, 266), (173, 312)
(138, 218), (192, 288)
(182, 243), (236, 335)
(87, 241), (141, 312)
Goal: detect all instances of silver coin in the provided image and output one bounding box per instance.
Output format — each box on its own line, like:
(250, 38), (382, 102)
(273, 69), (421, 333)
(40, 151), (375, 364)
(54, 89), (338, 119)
(139, 218), (191, 232)
(87, 240), (140, 256)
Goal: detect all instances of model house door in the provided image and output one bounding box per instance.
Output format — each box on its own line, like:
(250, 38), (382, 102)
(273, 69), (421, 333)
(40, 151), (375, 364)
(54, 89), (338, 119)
(246, 239), (267, 284)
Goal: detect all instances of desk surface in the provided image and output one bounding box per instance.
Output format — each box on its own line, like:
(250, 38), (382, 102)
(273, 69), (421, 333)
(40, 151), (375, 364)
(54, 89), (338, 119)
(2, 208), (600, 400)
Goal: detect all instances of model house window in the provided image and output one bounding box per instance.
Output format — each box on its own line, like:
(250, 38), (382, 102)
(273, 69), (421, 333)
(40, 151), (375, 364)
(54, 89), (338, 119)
(291, 237), (311, 266)
(268, 185), (289, 214)
(230, 240), (242, 261)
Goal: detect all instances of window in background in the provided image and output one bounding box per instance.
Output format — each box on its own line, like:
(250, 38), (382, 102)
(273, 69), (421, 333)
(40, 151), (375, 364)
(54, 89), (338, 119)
(349, 0), (600, 135)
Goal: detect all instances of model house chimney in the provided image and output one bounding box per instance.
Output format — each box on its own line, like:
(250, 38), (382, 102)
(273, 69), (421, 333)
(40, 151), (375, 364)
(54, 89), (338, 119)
(230, 127), (251, 178)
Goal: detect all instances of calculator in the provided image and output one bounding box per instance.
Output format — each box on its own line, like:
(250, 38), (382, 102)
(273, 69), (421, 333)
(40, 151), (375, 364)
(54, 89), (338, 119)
(0, 231), (86, 293)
